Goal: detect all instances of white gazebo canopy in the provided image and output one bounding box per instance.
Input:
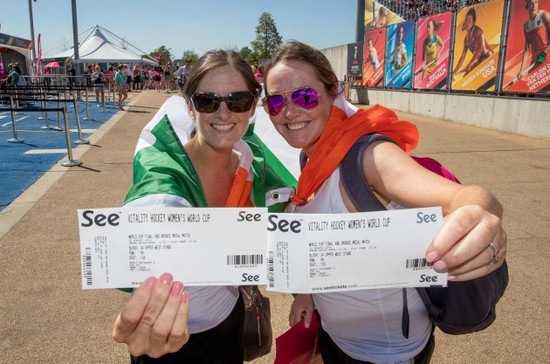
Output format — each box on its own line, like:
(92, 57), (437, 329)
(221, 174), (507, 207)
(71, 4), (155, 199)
(43, 25), (157, 66)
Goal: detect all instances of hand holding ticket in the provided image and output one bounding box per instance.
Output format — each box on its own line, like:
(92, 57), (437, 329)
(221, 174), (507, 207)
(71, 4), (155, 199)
(266, 207), (448, 293)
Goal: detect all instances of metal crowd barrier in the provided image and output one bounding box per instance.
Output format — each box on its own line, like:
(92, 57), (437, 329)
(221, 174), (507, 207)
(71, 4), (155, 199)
(0, 94), (92, 167)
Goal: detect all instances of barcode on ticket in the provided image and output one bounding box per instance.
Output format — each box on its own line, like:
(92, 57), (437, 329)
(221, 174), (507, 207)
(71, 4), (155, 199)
(267, 251), (274, 288)
(226, 254), (263, 266)
(405, 258), (432, 270)
(83, 247), (93, 286)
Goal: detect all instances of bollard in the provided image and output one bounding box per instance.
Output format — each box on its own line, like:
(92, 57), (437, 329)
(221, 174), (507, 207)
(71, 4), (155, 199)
(52, 98), (64, 131)
(60, 107), (82, 167)
(83, 87), (91, 121)
(7, 110), (24, 143)
(39, 97), (51, 129)
(72, 97), (89, 144)
(7, 96), (24, 143)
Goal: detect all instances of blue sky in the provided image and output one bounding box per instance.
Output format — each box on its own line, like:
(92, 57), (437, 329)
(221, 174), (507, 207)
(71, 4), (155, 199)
(1, 0), (357, 60)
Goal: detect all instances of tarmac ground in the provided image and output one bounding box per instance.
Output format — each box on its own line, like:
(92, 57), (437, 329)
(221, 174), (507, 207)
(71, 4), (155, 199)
(0, 89), (549, 363)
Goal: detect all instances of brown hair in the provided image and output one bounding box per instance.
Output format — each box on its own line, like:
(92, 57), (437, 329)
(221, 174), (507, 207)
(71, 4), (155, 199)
(263, 40), (339, 97)
(183, 49), (261, 97)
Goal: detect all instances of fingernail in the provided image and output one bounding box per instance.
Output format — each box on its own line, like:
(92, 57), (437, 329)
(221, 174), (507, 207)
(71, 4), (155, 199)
(426, 251), (439, 263)
(160, 273), (173, 286)
(305, 322), (310, 329)
(181, 290), (189, 303)
(145, 277), (157, 288)
(447, 275), (457, 281)
(433, 260), (447, 272)
(171, 281), (183, 295)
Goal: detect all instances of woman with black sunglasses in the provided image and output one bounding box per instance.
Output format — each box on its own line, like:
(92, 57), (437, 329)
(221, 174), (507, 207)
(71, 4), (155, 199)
(112, 49), (295, 363)
(262, 41), (507, 364)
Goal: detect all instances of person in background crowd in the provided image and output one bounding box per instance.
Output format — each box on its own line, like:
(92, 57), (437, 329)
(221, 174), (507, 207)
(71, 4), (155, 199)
(262, 40), (507, 364)
(143, 66), (153, 90)
(133, 65), (143, 91)
(177, 59), (193, 90)
(92, 65), (105, 107)
(7, 63), (22, 87)
(67, 64), (76, 87)
(125, 64), (134, 91)
(112, 48), (294, 363)
(163, 63), (173, 92)
(153, 65), (163, 92)
(254, 64), (264, 84)
(104, 65), (115, 90)
(85, 64), (94, 87)
(115, 64), (128, 111)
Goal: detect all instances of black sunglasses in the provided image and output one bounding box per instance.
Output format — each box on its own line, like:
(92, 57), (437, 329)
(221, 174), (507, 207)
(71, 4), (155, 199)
(190, 91), (256, 113)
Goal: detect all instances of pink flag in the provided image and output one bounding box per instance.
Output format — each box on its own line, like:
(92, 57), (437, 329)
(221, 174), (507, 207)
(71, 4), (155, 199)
(36, 33), (42, 76)
(0, 51), (5, 80)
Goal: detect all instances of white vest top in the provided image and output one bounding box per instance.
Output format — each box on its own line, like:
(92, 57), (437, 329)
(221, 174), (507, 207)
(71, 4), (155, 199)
(287, 168), (432, 363)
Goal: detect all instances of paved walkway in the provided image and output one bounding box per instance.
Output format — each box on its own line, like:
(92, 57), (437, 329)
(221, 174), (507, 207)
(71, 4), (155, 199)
(0, 90), (548, 363)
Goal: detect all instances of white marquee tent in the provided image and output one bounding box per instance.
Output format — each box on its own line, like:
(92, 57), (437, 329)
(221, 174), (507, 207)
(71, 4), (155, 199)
(43, 25), (157, 65)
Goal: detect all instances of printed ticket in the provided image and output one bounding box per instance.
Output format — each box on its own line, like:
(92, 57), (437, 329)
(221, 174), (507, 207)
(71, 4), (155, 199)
(77, 207), (268, 289)
(266, 207), (448, 293)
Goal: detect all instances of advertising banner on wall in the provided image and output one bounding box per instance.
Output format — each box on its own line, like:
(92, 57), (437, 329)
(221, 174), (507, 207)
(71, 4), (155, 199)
(348, 42), (363, 85)
(364, 0), (404, 30)
(502, 0), (550, 94)
(385, 21), (415, 88)
(451, 0), (505, 91)
(363, 27), (386, 87)
(414, 12), (453, 90)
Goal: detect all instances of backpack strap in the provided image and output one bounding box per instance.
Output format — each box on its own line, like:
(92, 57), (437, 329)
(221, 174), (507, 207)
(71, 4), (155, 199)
(339, 133), (417, 338)
(339, 133), (394, 212)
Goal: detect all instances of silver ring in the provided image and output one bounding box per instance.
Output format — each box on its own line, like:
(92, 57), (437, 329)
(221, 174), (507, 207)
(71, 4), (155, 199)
(488, 242), (499, 263)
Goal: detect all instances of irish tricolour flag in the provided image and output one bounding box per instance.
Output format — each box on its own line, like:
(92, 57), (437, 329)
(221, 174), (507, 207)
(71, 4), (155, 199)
(124, 96), (298, 211)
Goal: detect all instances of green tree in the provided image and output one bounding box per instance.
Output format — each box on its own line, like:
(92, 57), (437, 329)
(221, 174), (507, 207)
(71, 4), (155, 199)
(181, 50), (200, 63)
(250, 12), (282, 62)
(239, 46), (256, 66)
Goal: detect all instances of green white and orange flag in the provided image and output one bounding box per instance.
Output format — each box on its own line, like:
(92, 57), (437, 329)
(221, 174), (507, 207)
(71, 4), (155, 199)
(291, 92), (419, 206)
(124, 96), (297, 211)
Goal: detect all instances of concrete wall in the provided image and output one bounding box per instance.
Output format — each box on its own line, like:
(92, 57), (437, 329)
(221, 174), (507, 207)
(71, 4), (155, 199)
(321, 45), (349, 81)
(321, 44), (550, 140)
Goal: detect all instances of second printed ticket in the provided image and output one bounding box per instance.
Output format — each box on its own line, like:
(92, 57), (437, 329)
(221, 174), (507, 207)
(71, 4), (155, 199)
(266, 207), (448, 293)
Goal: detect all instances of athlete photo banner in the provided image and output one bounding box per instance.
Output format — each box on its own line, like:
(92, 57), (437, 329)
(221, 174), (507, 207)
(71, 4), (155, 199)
(502, 0), (550, 94)
(363, 27), (386, 87)
(451, 0), (505, 91)
(348, 42), (363, 85)
(385, 21), (415, 89)
(414, 12), (453, 90)
(364, 0), (404, 30)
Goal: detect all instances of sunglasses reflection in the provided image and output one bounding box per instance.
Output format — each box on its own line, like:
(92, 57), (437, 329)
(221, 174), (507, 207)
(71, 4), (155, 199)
(262, 87), (321, 116)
